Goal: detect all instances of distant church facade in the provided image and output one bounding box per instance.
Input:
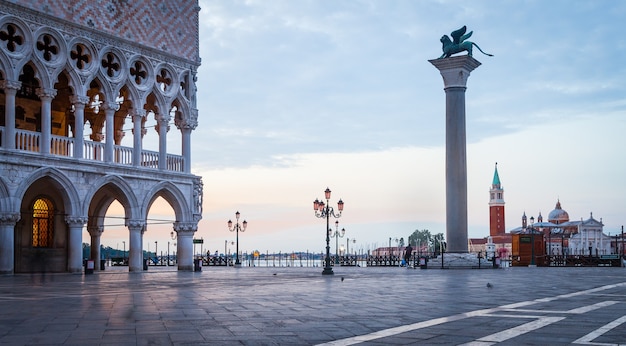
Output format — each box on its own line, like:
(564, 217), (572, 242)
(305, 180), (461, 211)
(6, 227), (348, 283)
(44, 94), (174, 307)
(470, 164), (619, 262)
(0, 1), (202, 274)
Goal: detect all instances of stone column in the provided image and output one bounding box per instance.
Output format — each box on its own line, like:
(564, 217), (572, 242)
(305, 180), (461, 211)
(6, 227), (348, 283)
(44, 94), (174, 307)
(87, 226), (103, 270)
(66, 216), (87, 273)
(70, 95), (89, 159)
(36, 88), (57, 155)
(180, 109), (198, 173)
(131, 109), (146, 167)
(127, 220), (145, 272)
(1, 80), (20, 149)
(429, 56), (481, 253)
(0, 213), (20, 274)
(156, 114), (170, 170)
(173, 222), (198, 271)
(103, 102), (117, 162)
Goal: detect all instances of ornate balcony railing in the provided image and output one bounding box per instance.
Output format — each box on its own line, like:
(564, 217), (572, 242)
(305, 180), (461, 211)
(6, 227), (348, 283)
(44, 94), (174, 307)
(2, 128), (184, 172)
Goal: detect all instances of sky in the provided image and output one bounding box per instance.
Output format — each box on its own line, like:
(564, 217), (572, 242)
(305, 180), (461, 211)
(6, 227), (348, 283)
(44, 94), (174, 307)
(98, 0), (626, 256)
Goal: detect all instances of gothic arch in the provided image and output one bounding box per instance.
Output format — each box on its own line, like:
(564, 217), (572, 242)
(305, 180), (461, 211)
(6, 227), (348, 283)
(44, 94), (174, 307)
(0, 52), (13, 80)
(84, 175), (141, 223)
(142, 181), (190, 223)
(146, 89), (166, 117)
(21, 59), (50, 91)
(62, 62), (89, 97)
(0, 176), (12, 213)
(13, 167), (81, 216)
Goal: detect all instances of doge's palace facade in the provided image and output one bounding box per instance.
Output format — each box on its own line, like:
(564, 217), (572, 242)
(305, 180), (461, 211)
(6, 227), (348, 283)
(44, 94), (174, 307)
(0, 1), (203, 273)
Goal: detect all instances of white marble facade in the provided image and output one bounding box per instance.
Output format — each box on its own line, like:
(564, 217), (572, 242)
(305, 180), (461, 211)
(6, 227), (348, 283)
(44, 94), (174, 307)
(0, 2), (202, 274)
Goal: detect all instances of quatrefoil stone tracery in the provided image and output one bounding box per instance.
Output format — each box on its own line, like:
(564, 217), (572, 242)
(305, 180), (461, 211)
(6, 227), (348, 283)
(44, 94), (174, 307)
(36, 34), (59, 61)
(157, 69), (172, 92)
(0, 24), (24, 52)
(70, 44), (90, 69)
(130, 60), (147, 85)
(101, 52), (120, 78)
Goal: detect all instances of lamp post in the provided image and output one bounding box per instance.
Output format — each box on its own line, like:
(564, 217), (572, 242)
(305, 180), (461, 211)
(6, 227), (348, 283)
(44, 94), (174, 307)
(346, 238), (356, 257)
(329, 220), (345, 264)
(530, 216), (535, 266)
(154, 241), (158, 265)
(122, 240), (126, 262)
(313, 187), (344, 275)
(228, 211), (247, 267)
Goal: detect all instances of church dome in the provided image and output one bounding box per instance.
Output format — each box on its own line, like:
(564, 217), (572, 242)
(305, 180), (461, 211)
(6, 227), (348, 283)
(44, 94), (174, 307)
(548, 200), (569, 224)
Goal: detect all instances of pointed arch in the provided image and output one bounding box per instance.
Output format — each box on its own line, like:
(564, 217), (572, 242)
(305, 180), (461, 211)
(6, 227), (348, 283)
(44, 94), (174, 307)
(83, 175), (141, 223)
(13, 167), (81, 216)
(23, 58), (52, 90)
(141, 181), (191, 223)
(0, 176), (12, 213)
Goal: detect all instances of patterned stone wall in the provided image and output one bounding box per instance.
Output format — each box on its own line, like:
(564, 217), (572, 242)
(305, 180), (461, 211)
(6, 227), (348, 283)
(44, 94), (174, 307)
(4, 0), (199, 62)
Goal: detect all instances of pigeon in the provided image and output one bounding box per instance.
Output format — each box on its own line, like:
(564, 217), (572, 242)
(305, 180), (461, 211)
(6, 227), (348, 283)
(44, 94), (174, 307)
(341, 277), (344, 282)
(486, 282), (493, 288)
(273, 273), (277, 276)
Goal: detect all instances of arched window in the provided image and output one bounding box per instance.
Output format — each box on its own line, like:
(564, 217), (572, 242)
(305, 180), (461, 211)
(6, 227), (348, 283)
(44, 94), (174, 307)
(32, 197), (54, 247)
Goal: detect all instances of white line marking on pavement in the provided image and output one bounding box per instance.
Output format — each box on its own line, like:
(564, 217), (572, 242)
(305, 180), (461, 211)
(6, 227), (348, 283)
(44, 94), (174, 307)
(572, 314), (626, 346)
(316, 282), (626, 346)
(466, 316), (565, 344)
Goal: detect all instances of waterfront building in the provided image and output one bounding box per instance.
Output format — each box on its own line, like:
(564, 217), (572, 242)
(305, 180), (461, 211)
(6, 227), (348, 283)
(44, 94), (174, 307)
(0, 1), (202, 274)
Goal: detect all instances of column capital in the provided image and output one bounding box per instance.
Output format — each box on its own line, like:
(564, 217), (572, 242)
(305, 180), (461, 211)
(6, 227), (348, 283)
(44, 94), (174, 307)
(130, 108), (147, 118)
(0, 212), (20, 225)
(87, 225), (104, 236)
(70, 95), (90, 105)
(65, 216), (88, 227)
(429, 56), (481, 89)
(127, 219), (146, 231)
(0, 79), (21, 91)
(101, 102), (119, 112)
(173, 222), (198, 234)
(36, 87), (57, 100)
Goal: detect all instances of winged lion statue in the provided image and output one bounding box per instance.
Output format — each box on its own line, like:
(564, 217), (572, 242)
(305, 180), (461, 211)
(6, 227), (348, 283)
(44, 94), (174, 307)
(438, 26), (493, 59)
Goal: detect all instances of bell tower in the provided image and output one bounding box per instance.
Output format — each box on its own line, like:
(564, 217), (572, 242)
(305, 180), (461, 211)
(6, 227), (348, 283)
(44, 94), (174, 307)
(489, 163), (505, 237)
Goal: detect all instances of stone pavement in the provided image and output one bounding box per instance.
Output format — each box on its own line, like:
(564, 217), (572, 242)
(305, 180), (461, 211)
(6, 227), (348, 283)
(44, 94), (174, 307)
(0, 265), (625, 345)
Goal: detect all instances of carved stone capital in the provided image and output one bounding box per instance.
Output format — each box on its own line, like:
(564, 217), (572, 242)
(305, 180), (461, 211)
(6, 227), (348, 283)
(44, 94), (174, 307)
(127, 219), (145, 232)
(173, 222), (198, 234)
(36, 88), (58, 100)
(65, 216), (88, 227)
(131, 108), (147, 119)
(102, 102), (120, 112)
(70, 95), (90, 105)
(429, 55), (481, 89)
(87, 225), (104, 236)
(0, 213), (21, 225)
(0, 80), (21, 91)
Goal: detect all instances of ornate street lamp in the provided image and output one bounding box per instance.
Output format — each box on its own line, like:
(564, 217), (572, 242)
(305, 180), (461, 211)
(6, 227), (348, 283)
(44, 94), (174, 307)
(228, 211), (247, 267)
(329, 220), (345, 264)
(313, 187), (344, 275)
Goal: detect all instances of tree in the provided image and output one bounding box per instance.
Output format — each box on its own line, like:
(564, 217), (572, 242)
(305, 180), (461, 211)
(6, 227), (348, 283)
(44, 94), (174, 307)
(408, 230), (446, 255)
(408, 229), (431, 251)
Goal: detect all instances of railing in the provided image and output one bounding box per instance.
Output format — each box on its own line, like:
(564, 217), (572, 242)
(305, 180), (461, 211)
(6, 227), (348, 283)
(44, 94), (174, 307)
(16, 129), (39, 152)
(114, 145), (133, 165)
(6, 128), (184, 172)
(84, 140), (104, 161)
(51, 134), (73, 157)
